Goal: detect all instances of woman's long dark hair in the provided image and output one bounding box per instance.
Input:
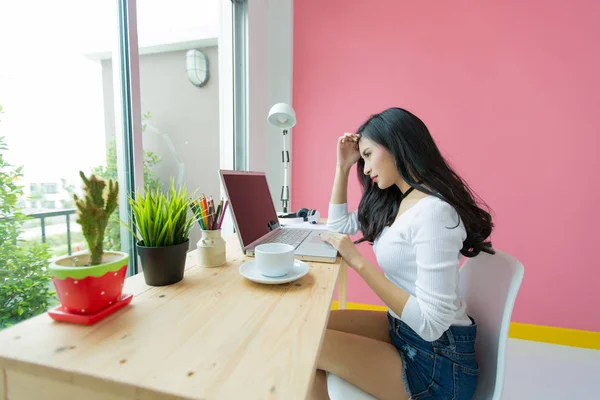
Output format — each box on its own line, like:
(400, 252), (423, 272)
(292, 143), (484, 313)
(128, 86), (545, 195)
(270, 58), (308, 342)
(356, 107), (494, 257)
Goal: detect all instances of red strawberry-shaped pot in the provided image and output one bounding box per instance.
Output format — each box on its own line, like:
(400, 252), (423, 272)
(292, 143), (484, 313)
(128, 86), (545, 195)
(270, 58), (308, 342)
(49, 251), (129, 315)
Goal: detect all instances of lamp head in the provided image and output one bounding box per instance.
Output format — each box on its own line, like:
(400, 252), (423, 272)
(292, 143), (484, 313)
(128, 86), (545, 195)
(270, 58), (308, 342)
(186, 49), (208, 87)
(268, 103), (296, 129)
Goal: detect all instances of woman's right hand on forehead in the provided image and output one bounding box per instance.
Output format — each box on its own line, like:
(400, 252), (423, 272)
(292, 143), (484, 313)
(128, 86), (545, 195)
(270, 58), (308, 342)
(337, 132), (361, 170)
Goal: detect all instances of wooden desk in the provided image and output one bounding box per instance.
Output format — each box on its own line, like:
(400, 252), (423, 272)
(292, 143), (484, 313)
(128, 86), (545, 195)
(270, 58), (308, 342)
(0, 234), (345, 400)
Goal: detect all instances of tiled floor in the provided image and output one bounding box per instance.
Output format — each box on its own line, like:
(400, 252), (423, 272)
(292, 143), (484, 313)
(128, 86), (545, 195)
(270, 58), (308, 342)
(503, 339), (599, 399)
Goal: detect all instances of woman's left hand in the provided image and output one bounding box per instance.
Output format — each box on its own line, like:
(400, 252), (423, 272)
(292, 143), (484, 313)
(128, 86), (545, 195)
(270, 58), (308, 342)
(320, 232), (363, 268)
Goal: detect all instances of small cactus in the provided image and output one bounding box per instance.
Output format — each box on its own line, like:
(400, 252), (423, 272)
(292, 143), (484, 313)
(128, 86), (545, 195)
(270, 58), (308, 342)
(74, 171), (119, 265)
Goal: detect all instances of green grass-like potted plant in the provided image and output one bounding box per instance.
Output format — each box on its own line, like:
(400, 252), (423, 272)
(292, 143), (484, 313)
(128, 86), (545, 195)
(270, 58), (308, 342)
(128, 179), (196, 286)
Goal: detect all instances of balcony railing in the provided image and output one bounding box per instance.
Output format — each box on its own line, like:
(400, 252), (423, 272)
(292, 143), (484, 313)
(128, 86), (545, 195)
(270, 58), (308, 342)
(25, 209), (77, 255)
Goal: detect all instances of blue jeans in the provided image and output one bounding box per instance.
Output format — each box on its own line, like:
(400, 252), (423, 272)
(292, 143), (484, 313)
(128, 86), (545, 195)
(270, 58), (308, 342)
(387, 313), (479, 399)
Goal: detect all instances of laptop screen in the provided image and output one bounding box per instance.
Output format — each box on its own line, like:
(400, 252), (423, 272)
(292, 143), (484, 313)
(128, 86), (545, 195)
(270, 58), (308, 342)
(220, 171), (279, 248)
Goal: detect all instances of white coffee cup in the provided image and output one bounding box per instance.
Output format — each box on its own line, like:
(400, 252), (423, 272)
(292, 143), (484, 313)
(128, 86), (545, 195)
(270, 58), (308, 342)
(255, 243), (295, 277)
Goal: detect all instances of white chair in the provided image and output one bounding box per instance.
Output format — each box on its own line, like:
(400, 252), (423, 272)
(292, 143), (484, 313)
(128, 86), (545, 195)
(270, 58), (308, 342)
(458, 249), (524, 400)
(326, 372), (377, 400)
(326, 249), (524, 400)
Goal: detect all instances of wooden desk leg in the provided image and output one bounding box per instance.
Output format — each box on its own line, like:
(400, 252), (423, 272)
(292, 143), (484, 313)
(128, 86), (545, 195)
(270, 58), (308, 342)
(1, 369), (6, 400)
(338, 260), (348, 309)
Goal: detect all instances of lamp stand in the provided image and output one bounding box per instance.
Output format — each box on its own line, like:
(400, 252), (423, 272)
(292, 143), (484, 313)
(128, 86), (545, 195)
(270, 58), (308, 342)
(280, 129), (290, 213)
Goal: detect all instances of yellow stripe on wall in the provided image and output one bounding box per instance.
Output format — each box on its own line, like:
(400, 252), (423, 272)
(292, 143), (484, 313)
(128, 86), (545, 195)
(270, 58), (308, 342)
(509, 322), (600, 350)
(331, 301), (600, 350)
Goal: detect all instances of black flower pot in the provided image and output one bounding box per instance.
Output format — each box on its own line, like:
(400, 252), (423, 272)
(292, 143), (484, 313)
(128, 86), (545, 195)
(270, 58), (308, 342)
(137, 239), (189, 286)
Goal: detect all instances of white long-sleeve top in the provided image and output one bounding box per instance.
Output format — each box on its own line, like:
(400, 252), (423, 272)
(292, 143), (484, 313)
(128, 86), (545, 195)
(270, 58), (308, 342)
(327, 196), (472, 342)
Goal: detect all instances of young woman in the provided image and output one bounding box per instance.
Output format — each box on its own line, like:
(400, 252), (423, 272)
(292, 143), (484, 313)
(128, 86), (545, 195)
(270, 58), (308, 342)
(313, 107), (494, 400)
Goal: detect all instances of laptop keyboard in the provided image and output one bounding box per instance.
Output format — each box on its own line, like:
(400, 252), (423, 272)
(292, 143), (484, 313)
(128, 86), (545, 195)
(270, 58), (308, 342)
(261, 229), (312, 248)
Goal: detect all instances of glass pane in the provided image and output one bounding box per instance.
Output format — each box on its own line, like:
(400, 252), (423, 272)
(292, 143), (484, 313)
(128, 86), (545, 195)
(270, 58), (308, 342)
(103, 0), (223, 251)
(0, 0), (128, 329)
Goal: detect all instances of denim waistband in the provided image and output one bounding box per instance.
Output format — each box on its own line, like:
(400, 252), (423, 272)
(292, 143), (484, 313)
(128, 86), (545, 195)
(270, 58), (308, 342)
(388, 312), (477, 343)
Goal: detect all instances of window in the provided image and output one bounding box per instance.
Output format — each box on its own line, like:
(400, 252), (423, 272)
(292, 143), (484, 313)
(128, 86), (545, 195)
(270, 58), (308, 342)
(0, 0), (240, 329)
(41, 183), (58, 194)
(41, 200), (56, 210)
(102, 0), (237, 262)
(0, 0), (129, 328)
(0, 0), (128, 254)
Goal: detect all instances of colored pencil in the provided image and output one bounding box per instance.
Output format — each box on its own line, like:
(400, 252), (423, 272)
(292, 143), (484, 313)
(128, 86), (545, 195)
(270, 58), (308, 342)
(208, 196), (215, 229)
(189, 201), (204, 230)
(200, 195), (209, 228)
(189, 196), (229, 231)
(217, 200), (228, 230)
(213, 200), (223, 230)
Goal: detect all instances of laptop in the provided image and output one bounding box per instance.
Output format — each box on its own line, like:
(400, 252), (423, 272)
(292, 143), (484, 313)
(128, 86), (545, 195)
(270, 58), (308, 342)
(219, 170), (338, 263)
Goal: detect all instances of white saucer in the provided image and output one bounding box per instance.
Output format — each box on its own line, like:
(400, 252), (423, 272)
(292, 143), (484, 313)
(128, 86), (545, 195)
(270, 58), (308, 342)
(239, 259), (310, 285)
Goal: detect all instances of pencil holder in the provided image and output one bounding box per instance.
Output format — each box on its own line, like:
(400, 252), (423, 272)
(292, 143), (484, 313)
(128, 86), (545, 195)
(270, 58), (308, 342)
(197, 229), (226, 268)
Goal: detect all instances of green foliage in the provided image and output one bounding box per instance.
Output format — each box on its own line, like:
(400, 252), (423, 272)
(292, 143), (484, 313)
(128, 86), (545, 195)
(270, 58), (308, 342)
(0, 241), (56, 328)
(0, 131), (55, 330)
(127, 179), (195, 247)
(73, 172), (119, 265)
(92, 111), (161, 251)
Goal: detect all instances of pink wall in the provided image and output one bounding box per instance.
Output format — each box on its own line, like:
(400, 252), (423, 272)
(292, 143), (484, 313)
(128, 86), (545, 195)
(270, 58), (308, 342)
(292, 0), (600, 332)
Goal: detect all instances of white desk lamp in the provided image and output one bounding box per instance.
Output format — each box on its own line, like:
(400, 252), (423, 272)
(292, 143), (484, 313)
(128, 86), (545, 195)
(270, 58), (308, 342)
(267, 102), (296, 213)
